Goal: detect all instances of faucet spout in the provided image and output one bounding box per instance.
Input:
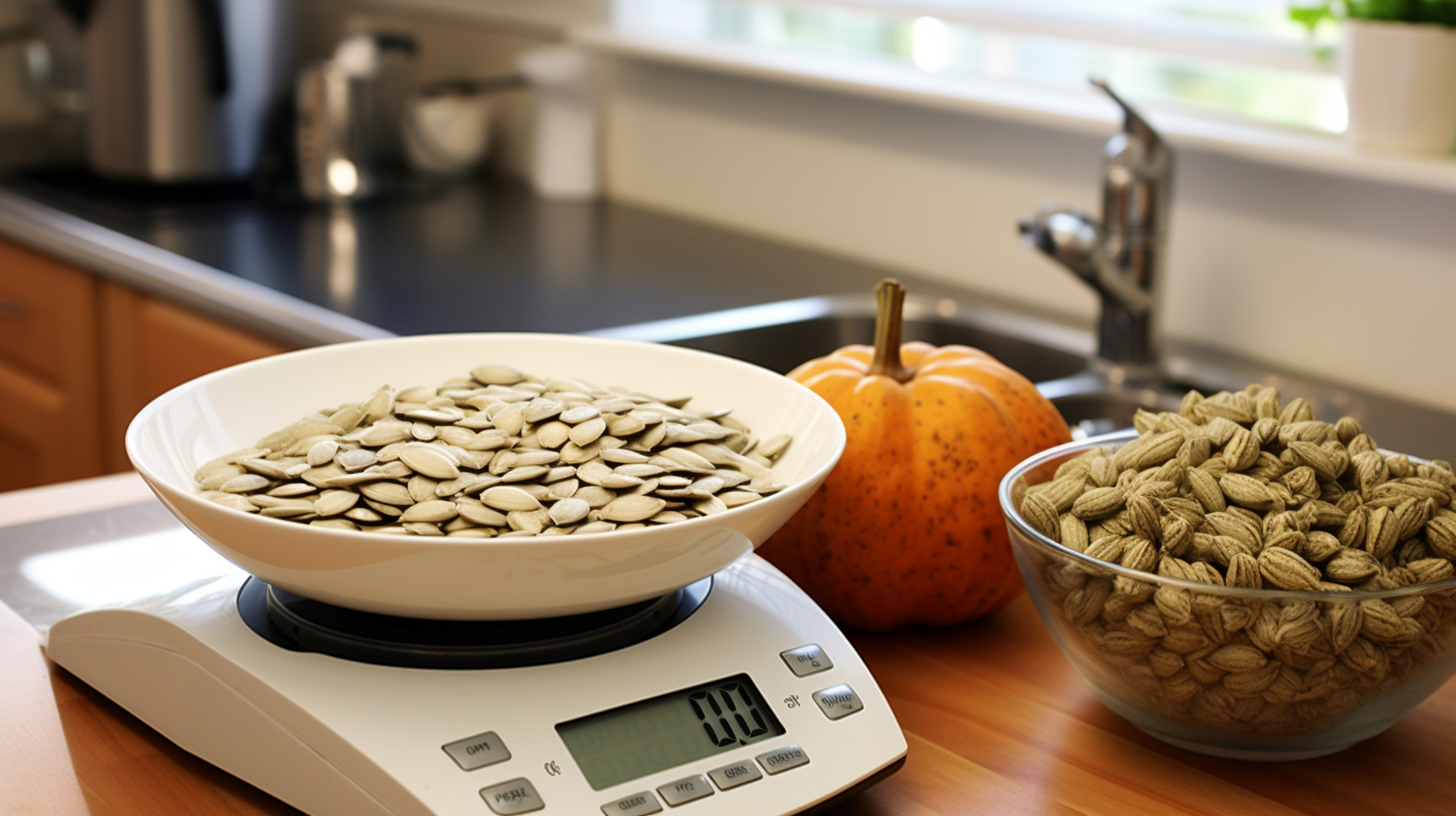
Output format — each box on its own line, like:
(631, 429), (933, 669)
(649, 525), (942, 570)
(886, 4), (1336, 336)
(1017, 204), (1153, 316)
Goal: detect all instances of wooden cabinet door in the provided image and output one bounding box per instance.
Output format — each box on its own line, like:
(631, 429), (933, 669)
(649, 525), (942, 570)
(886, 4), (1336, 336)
(98, 282), (289, 473)
(0, 240), (102, 489)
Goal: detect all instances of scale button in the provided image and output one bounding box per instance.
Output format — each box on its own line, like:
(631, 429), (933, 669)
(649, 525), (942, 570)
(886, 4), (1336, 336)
(656, 774), (714, 807)
(443, 731), (512, 771)
(708, 759), (763, 790)
(780, 643), (834, 677)
(812, 684), (864, 720)
(600, 791), (663, 815)
(755, 745), (810, 775)
(479, 778), (544, 814)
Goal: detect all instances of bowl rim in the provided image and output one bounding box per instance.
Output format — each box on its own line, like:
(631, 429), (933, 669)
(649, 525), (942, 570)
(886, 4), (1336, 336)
(126, 331), (847, 548)
(998, 428), (1456, 602)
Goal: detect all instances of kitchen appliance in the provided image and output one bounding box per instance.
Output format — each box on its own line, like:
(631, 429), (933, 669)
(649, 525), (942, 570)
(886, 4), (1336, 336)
(404, 75), (526, 180)
(296, 32), (524, 201)
(32, 515), (905, 816)
(59, 0), (295, 182)
(296, 31), (418, 201)
(518, 47), (600, 202)
(23, 332), (903, 813)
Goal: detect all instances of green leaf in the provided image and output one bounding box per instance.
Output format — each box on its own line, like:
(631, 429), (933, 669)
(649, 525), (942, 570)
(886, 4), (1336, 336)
(1289, 0), (1456, 30)
(1288, 3), (1337, 34)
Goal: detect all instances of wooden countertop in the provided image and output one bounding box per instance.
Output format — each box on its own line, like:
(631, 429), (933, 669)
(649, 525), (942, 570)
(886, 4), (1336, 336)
(3, 475), (1454, 816)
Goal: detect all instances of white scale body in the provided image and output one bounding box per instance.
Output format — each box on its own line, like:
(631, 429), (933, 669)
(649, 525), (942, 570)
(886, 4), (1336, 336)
(44, 554), (906, 816)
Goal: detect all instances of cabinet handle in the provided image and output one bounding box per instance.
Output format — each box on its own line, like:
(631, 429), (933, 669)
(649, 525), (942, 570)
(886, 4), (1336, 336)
(0, 300), (24, 319)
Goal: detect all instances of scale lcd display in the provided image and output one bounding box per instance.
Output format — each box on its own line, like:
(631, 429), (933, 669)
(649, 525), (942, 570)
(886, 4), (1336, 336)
(556, 673), (786, 790)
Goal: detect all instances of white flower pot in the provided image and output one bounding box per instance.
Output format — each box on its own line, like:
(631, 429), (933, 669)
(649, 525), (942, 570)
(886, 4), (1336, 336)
(1341, 19), (1456, 152)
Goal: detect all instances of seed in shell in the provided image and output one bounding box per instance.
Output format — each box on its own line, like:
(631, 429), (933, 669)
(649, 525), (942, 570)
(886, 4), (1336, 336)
(398, 444), (461, 480)
(548, 497), (591, 526)
(481, 485), (542, 513)
(1016, 382), (1456, 741)
(601, 494), (667, 523)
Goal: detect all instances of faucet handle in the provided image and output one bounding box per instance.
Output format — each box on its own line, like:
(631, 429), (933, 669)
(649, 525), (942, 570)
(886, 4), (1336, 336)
(1088, 77), (1171, 284)
(1089, 76), (1165, 154)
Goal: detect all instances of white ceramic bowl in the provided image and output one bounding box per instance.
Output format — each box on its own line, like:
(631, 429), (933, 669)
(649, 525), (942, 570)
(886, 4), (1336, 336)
(127, 333), (845, 620)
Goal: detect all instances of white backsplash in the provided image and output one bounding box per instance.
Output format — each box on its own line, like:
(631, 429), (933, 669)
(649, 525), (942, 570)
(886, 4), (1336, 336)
(597, 57), (1456, 417)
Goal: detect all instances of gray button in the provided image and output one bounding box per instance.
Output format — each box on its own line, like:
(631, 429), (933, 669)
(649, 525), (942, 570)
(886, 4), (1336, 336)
(708, 759), (763, 790)
(812, 684), (864, 720)
(780, 643), (833, 677)
(479, 778), (544, 814)
(443, 730), (512, 771)
(601, 791), (663, 815)
(656, 774), (714, 806)
(755, 745), (810, 775)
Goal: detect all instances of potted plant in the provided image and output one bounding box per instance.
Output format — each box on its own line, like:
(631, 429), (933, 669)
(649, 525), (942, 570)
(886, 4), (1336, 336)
(1292, 1), (1456, 151)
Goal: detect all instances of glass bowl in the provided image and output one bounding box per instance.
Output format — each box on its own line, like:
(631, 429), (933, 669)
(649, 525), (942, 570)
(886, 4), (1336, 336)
(999, 429), (1456, 760)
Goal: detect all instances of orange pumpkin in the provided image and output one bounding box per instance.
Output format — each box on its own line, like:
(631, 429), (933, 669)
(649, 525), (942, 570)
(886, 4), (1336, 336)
(760, 279), (1072, 631)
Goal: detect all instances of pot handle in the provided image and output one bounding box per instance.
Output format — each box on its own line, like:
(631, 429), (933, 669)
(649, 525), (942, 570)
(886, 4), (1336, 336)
(53, 0), (96, 26)
(193, 0), (230, 97)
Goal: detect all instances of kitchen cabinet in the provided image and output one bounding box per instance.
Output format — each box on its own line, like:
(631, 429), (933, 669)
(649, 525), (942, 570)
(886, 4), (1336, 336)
(0, 237), (289, 488)
(0, 239), (103, 491)
(97, 280), (288, 473)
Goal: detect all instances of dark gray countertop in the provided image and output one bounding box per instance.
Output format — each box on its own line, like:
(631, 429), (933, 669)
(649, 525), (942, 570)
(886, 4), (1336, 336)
(0, 168), (957, 344)
(7, 165), (1455, 463)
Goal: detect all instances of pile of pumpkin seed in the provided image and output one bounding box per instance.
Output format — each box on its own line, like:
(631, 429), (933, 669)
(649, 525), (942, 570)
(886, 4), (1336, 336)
(1017, 384), (1456, 735)
(194, 362), (792, 537)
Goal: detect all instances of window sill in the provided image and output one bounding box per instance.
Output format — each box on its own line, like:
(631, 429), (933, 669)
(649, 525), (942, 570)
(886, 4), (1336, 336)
(573, 17), (1456, 197)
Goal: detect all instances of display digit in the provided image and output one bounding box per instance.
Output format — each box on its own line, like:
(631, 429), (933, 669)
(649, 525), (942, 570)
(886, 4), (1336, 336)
(735, 684), (755, 709)
(748, 707), (769, 737)
(718, 684), (740, 712)
(692, 689), (738, 746)
(557, 674), (787, 791)
(719, 681), (769, 740)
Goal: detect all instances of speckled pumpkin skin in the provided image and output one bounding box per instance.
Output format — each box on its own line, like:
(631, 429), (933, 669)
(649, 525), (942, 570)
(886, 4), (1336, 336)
(759, 341), (1072, 631)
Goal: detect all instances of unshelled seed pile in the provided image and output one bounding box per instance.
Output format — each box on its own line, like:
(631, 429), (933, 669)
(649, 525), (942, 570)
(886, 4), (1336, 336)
(1018, 384), (1456, 734)
(195, 363), (790, 537)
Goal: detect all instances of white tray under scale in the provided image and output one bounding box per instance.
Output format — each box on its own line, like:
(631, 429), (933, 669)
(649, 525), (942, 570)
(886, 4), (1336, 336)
(44, 553), (906, 816)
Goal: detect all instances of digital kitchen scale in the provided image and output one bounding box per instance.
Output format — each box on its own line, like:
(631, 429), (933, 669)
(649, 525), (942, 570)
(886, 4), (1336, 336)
(43, 550), (907, 816)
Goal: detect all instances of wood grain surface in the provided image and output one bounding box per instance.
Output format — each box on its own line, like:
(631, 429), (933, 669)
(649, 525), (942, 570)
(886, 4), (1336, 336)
(2, 476), (1453, 815)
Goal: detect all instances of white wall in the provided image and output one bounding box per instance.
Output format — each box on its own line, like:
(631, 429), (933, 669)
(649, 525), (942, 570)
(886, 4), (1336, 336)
(600, 58), (1456, 415)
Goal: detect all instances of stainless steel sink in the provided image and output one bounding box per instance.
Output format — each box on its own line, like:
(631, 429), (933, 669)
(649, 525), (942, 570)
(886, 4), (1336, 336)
(590, 294), (1092, 381)
(590, 293), (1185, 435)
(591, 293), (1456, 463)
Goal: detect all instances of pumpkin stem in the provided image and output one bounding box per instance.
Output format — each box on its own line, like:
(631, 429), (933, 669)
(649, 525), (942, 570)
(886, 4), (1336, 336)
(868, 278), (914, 383)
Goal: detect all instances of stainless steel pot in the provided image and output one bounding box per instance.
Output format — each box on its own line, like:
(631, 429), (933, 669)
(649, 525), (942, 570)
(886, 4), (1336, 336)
(59, 0), (295, 183)
(295, 32), (417, 202)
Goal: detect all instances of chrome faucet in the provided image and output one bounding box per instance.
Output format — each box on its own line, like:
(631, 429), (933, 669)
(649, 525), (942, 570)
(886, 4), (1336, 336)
(1019, 77), (1172, 385)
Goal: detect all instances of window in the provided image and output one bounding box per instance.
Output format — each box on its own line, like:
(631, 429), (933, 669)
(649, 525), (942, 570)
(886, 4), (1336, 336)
(611, 0), (1345, 132)
(827, 1), (1325, 69)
